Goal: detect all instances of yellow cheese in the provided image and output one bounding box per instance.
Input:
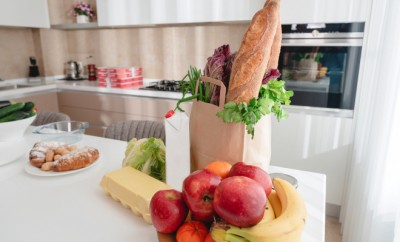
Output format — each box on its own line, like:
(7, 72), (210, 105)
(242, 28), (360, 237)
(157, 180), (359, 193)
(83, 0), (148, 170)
(100, 166), (171, 224)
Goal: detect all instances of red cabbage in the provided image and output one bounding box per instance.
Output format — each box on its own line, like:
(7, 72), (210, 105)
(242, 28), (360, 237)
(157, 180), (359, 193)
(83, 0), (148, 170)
(262, 69), (281, 84)
(204, 45), (231, 82)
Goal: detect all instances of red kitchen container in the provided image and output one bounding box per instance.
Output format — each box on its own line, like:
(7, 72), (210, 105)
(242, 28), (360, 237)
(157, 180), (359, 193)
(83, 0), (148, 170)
(111, 81), (141, 89)
(88, 64), (96, 81)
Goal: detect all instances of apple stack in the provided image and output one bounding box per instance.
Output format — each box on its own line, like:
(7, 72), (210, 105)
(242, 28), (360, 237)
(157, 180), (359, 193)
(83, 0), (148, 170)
(97, 66), (143, 88)
(150, 161), (307, 242)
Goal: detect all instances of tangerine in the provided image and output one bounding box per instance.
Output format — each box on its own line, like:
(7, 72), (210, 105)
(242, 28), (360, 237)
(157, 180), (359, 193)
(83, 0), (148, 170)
(205, 161), (232, 179)
(176, 221), (208, 242)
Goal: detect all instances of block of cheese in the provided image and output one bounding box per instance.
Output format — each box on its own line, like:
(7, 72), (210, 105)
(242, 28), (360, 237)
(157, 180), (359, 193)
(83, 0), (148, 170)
(100, 167), (171, 224)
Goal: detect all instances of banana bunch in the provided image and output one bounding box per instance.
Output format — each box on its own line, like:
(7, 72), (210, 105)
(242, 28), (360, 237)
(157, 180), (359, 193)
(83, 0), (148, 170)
(211, 178), (307, 242)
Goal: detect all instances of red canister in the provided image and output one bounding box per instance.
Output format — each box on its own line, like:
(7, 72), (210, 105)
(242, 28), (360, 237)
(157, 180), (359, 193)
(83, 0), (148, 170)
(88, 64), (96, 81)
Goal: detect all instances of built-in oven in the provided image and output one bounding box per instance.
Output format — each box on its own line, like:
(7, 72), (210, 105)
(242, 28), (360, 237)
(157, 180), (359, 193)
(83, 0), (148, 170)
(279, 22), (364, 112)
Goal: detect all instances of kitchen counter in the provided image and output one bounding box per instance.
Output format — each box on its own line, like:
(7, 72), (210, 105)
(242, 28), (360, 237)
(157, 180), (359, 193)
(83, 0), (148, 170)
(0, 78), (183, 101)
(0, 127), (326, 242)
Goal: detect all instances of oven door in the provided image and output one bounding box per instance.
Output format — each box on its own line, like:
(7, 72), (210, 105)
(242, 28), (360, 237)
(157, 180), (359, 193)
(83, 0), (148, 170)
(279, 37), (363, 110)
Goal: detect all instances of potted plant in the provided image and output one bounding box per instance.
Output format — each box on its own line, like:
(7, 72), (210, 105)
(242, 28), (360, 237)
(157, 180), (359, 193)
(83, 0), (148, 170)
(72, 1), (95, 23)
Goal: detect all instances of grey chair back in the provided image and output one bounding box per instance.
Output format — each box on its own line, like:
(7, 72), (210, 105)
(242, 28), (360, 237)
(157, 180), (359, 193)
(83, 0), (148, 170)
(31, 111), (71, 126)
(104, 120), (165, 143)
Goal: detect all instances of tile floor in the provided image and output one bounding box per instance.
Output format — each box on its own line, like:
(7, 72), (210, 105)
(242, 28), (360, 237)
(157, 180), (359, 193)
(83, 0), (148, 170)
(326, 216), (342, 242)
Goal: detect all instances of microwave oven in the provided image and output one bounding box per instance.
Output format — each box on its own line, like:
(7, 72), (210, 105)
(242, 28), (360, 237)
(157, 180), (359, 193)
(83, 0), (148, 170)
(279, 22), (364, 110)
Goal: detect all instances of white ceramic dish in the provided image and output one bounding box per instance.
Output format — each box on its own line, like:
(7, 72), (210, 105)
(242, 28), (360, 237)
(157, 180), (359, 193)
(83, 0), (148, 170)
(24, 157), (100, 177)
(0, 114), (36, 142)
(0, 138), (30, 166)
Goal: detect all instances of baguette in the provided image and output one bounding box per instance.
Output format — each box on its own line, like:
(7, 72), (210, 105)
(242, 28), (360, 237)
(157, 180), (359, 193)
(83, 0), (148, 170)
(53, 146), (99, 172)
(267, 17), (282, 70)
(226, 0), (280, 103)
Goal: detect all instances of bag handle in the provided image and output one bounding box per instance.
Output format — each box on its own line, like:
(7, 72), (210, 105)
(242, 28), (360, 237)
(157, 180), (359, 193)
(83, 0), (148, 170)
(195, 76), (227, 108)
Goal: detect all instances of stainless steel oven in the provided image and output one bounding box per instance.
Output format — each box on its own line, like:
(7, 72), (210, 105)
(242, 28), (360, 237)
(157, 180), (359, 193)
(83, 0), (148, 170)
(279, 22), (364, 111)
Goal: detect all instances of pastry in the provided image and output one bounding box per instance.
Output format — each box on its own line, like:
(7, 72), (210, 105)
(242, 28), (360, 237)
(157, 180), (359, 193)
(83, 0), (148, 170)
(53, 146), (99, 172)
(29, 142), (99, 172)
(29, 141), (67, 168)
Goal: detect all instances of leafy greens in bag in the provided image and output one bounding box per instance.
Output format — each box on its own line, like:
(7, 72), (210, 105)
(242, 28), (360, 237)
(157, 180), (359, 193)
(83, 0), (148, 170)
(122, 137), (166, 182)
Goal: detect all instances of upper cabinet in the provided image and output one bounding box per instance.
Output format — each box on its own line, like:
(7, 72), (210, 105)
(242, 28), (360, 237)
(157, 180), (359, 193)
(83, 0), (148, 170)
(96, 0), (265, 27)
(0, 0), (50, 28)
(281, 0), (372, 24)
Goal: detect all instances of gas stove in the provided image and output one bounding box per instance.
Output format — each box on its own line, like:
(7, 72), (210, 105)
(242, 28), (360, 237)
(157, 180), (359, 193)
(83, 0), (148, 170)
(140, 80), (182, 92)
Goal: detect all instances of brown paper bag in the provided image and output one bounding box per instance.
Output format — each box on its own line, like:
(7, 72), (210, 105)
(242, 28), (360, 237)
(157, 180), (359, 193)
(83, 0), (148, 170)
(189, 77), (271, 171)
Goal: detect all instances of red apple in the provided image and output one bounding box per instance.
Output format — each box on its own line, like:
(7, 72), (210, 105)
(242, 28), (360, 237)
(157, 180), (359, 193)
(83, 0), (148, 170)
(150, 189), (188, 233)
(182, 169), (221, 223)
(213, 176), (267, 227)
(228, 162), (273, 196)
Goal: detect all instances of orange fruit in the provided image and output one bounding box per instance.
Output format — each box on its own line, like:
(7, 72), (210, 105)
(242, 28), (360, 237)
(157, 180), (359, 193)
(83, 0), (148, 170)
(205, 161), (232, 179)
(176, 221), (208, 242)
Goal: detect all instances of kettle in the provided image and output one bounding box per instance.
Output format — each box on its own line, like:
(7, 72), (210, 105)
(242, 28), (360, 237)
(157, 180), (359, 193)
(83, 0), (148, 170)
(65, 60), (83, 79)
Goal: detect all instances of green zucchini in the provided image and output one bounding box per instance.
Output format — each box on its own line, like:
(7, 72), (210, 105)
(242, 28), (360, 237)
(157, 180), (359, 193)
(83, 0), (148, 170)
(26, 109), (37, 118)
(22, 101), (35, 112)
(0, 110), (29, 123)
(0, 102), (25, 118)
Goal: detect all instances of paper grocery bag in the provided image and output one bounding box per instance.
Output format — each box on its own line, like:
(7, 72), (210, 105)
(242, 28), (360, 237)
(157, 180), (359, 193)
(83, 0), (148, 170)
(164, 111), (191, 191)
(189, 77), (271, 171)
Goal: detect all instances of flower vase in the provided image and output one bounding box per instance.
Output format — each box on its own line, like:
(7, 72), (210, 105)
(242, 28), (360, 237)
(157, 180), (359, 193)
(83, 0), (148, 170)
(76, 15), (89, 24)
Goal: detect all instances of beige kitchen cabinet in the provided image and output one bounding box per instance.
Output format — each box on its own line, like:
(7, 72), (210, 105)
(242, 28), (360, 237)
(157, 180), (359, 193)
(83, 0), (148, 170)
(0, 0), (50, 28)
(58, 91), (191, 137)
(14, 92), (59, 113)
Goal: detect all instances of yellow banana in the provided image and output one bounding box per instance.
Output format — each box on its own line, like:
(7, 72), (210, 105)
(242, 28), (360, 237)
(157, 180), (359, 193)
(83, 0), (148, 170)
(268, 189), (282, 217)
(211, 178), (307, 242)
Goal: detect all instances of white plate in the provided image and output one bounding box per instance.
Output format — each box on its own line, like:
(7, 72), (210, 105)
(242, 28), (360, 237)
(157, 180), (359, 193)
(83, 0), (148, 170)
(24, 157), (100, 177)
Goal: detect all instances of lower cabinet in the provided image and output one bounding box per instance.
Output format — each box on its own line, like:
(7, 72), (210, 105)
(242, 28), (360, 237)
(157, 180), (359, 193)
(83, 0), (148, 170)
(57, 91), (191, 137)
(14, 92), (59, 113)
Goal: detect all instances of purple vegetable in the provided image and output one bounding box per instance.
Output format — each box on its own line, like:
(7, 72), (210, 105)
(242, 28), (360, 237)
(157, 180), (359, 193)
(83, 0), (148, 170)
(204, 45), (231, 82)
(262, 69), (281, 84)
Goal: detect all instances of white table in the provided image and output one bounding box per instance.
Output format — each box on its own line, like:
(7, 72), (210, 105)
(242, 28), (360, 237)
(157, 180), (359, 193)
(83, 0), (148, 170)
(0, 129), (325, 242)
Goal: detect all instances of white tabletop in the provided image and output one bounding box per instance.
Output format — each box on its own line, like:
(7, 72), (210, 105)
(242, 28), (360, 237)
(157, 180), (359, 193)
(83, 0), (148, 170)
(0, 128), (325, 242)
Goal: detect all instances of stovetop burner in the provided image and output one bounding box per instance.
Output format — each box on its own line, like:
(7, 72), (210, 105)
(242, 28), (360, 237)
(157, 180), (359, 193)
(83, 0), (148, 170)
(140, 80), (181, 92)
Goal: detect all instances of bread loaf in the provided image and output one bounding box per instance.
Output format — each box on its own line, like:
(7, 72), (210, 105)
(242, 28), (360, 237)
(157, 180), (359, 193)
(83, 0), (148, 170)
(226, 0), (280, 103)
(53, 146), (99, 172)
(267, 17), (282, 70)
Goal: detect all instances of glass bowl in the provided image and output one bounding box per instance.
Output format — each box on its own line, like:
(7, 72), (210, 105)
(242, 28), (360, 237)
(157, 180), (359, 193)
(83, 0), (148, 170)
(32, 121), (89, 144)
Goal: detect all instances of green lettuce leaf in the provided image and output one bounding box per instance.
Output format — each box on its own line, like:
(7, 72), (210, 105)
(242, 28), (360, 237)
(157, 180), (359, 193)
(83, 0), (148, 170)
(122, 137), (166, 182)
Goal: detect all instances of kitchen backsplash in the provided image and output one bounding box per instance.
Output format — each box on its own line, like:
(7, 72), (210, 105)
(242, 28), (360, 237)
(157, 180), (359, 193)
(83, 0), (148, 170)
(0, 28), (42, 80)
(0, 23), (248, 81)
